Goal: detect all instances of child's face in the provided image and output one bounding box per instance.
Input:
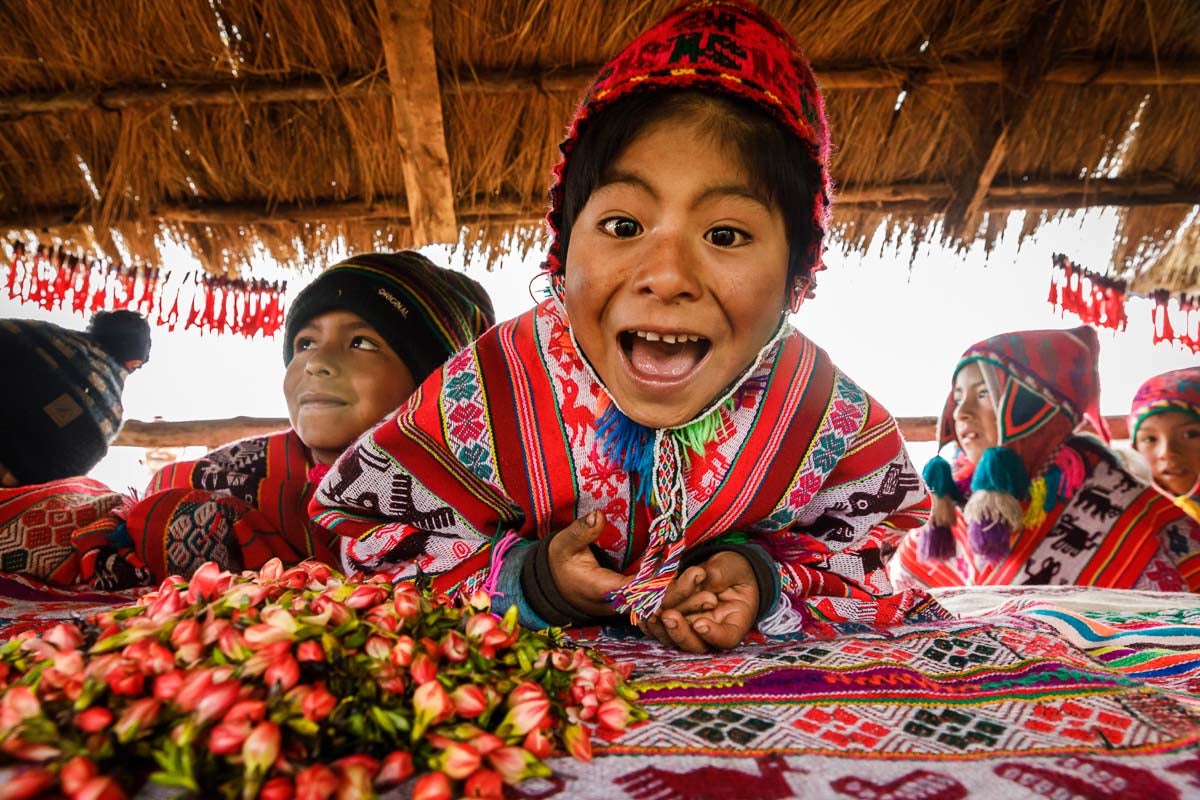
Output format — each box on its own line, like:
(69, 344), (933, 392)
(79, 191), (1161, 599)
(1134, 411), (1200, 496)
(283, 310), (416, 465)
(952, 362), (998, 465)
(563, 116), (789, 428)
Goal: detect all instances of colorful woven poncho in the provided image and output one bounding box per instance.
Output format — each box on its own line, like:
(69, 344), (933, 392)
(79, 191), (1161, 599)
(890, 327), (1200, 591)
(0, 477), (125, 584)
(1129, 366), (1200, 522)
(311, 299), (932, 634)
(72, 429), (336, 587)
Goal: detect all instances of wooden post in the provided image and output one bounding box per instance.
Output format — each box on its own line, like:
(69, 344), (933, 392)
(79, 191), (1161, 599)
(374, 0), (458, 244)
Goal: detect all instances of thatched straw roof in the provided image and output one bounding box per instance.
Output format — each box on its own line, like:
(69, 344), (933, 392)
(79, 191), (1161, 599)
(2, 0), (1198, 291)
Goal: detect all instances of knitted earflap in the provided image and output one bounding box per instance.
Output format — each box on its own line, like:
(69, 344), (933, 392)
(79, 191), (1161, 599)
(964, 447), (1030, 563)
(917, 456), (960, 563)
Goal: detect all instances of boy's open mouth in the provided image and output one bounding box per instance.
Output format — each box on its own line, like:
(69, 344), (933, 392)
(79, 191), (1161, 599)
(619, 329), (711, 380)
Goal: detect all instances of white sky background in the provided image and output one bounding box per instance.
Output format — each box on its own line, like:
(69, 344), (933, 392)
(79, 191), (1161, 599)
(2, 208), (1196, 493)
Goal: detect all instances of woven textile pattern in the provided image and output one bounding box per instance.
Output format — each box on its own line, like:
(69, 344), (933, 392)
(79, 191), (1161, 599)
(71, 430), (334, 587)
(0, 477), (124, 584)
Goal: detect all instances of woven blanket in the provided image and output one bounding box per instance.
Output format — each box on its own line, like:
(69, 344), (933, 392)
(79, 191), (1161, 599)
(3, 577), (1200, 798)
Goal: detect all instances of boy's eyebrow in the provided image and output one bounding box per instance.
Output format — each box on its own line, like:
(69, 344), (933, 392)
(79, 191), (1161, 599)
(599, 171), (771, 210)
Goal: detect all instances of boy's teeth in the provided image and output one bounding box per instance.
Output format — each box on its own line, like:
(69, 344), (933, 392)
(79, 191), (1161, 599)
(634, 330), (701, 343)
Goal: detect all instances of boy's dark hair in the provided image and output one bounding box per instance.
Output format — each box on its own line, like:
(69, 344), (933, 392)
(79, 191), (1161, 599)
(559, 90), (816, 283)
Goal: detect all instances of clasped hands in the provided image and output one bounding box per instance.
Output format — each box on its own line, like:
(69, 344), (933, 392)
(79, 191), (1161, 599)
(548, 511), (759, 653)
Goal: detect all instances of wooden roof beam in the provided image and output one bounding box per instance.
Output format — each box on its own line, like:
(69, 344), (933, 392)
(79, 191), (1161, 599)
(4, 179), (1195, 233)
(374, 0), (456, 244)
(2, 59), (1198, 121)
(943, 1), (1077, 238)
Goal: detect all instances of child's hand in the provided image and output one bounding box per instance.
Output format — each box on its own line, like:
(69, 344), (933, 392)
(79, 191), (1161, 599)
(546, 511), (627, 618)
(640, 551), (758, 653)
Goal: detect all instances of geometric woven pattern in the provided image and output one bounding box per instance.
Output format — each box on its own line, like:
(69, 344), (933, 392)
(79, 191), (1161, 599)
(0, 478), (123, 583)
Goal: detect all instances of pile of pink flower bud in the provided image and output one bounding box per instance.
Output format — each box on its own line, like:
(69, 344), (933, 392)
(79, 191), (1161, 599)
(0, 559), (644, 799)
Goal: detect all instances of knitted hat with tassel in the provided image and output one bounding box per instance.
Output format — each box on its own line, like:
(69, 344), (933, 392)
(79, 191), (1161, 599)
(919, 326), (1108, 565)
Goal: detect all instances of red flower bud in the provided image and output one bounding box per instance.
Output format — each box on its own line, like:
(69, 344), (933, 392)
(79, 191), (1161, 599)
(43, 623), (84, 652)
(344, 584), (385, 610)
(597, 697), (632, 732)
(224, 699), (267, 724)
(410, 652), (439, 686)
(412, 680), (453, 739)
(392, 586), (421, 620)
(463, 768), (504, 799)
(363, 635), (391, 661)
(438, 741), (481, 780)
(296, 640), (325, 663)
(208, 720), (251, 756)
(103, 662), (145, 697)
(259, 558), (285, 581)
(468, 731), (504, 756)
(523, 727), (553, 759)
(486, 746), (540, 785)
(193, 679), (241, 724)
(412, 772), (452, 800)
(0, 767), (55, 800)
(186, 561), (232, 602)
(390, 637), (415, 668)
(153, 670), (185, 701)
(332, 755), (378, 800)
(564, 723), (592, 762)
(375, 751), (413, 787)
(451, 684), (489, 719)
(114, 697), (161, 742)
(2, 685), (40, 721)
(144, 583), (187, 622)
(73, 775), (128, 800)
(243, 721), (282, 778)
(75, 707), (114, 733)
(60, 756), (98, 795)
(294, 764), (339, 800)
(260, 776), (295, 800)
(265, 654), (300, 691)
(141, 641), (176, 675)
(173, 668), (215, 712)
(301, 684), (337, 722)
(440, 631), (469, 663)
(507, 681), (548, 708)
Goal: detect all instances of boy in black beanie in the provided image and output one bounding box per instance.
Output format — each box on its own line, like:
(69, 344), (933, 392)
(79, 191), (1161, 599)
(70, 252), (495, 588)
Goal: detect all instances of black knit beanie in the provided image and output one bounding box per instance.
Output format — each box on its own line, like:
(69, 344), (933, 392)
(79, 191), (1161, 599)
(283, 252), (496, 383)
(0, 311), (152, 485)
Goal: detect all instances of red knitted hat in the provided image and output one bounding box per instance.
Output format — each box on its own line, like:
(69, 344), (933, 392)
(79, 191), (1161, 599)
(543, 0), (832, 286)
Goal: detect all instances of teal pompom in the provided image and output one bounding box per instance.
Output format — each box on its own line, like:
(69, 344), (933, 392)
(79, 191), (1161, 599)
(922, 455), (963, 503)
(970, 447), (1031, 501)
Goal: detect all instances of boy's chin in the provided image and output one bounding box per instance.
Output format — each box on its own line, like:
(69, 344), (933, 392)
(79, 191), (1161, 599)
(615, 394), (708, 430)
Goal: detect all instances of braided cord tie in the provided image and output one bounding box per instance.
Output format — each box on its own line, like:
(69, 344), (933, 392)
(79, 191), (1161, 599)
(610, 430), (688, 625)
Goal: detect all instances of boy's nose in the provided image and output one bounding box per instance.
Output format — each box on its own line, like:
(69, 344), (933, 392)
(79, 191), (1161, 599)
(634, 230), (702, 302)
(303, 347), (340, 376)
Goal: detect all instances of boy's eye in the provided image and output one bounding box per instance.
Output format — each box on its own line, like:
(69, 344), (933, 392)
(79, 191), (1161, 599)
(705, 226), (750, 247)
(600, 217), (642, 238)
(350, 336), (381, 351)
(294, 336), (316, 351)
